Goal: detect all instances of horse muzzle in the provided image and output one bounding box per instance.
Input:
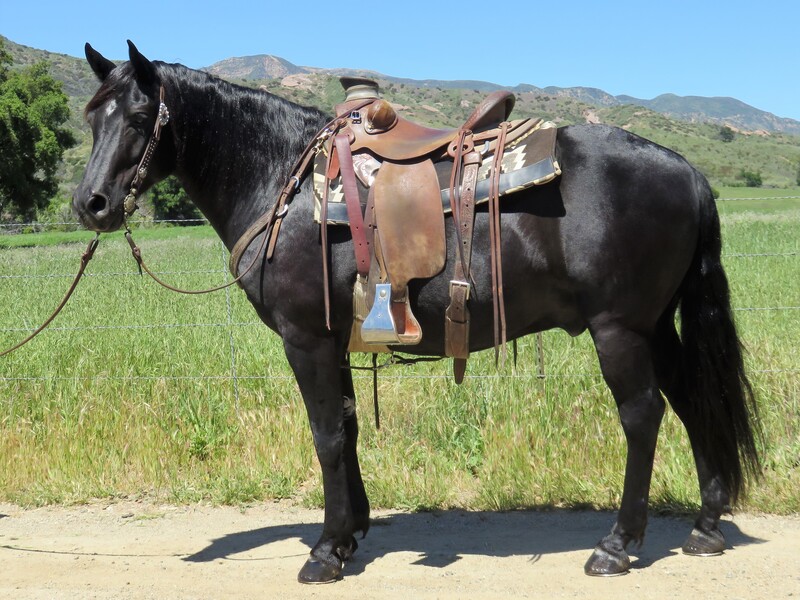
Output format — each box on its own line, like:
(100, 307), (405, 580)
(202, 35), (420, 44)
(72, 189), (125, 232)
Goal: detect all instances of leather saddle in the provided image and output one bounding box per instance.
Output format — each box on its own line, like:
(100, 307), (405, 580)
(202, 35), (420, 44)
(318, 77), (557, 382)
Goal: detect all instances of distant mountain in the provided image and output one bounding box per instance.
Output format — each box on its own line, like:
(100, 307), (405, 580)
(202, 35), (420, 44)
(205, 55), (306, 80)
(202, 54), (800, 135)
(616, 93), (799, 134)
(4, 34), (797, 134)
(3, 34), (800, 188)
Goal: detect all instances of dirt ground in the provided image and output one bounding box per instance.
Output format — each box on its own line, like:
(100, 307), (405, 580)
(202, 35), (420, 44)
(1, 502), (798, 599)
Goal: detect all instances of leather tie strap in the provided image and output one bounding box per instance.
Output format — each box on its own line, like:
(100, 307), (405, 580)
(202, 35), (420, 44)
(489, 122), (510, 363)
(334, 134), (371, 277)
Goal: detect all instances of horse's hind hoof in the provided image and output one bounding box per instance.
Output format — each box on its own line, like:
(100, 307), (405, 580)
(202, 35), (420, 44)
(682, 527), (725, 557)
(297, 556), (343, 584)
(584, 542), (631, 576)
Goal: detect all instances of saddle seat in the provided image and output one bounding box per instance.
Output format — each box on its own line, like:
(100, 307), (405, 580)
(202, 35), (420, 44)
(336, 77), (516, 161)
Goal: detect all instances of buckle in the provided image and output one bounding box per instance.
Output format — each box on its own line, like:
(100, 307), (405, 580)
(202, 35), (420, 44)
(449, 279), (470, 300)
(350, 110), (362, 124)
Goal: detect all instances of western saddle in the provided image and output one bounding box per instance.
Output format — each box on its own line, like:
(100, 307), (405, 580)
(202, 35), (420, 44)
(231, 77), (559, 382)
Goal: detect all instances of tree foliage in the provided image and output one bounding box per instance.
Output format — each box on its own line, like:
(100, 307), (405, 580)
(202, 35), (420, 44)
(718, 125), (735, 142)
(739, 168), (763, 188)
(147, 176), (203, 224)
(0, 41), (75, 221)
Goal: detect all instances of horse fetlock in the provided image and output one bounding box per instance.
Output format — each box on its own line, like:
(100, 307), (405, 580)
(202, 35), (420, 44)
(335, 535), (359, 563)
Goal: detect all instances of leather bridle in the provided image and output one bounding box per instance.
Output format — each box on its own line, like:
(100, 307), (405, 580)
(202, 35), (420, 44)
(123, 85), (170, 217)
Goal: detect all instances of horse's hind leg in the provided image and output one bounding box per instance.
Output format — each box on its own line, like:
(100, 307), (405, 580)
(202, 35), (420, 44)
(584, 321), (665, 576)
(282, 335), (369, 583)
(651, 318), (729, 556)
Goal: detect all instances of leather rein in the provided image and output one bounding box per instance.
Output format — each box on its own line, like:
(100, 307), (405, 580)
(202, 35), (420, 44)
(1, 85), (242, 358)
(120, 85), (272, 295)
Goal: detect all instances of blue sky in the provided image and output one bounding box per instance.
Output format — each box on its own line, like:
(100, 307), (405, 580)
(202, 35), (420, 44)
(2, 0), (798, 121)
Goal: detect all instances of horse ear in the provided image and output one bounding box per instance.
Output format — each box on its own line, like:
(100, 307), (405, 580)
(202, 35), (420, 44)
(85, 43), (116, 81)
(127, 40), (158, 85)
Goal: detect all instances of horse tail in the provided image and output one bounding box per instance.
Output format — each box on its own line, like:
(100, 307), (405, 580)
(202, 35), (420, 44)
(677, 171), (761, 501)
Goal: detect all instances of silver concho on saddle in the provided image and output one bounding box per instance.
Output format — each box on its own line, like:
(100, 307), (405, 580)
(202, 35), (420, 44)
(314, 77), (561, 376)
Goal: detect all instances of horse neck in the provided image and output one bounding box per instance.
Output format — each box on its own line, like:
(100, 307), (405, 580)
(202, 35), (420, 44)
(161, 66), (328, 248)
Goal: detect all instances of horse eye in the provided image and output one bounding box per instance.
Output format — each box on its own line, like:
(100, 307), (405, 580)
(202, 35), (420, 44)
(129, 113), (149, 132)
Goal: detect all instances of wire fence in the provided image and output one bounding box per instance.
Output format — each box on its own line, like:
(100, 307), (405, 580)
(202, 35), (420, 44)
(1, 206), (798, 388)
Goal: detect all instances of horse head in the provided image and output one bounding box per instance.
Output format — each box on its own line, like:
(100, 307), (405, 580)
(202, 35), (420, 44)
(73, 41), (174, 232)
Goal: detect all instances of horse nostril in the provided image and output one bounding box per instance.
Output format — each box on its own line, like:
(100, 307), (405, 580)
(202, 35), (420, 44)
(87, 193), (109, 215)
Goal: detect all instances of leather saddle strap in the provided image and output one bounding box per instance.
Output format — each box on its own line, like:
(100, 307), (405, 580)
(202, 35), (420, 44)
(232, 102), (376, 275)
(448, 130), (469, 276)
(334, 134), (371, 277)
(445, 142), (481, 381)
(488, 122), (510, 362)
(320, 145), (335, 329)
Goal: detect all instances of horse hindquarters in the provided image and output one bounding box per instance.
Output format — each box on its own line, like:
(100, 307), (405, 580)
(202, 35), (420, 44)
(585, 172), (761, 574)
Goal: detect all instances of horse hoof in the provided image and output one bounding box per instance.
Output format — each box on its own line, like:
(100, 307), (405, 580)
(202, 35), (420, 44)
(682, 527), (725, 557)
(297, 556), (343, 584)
(584, 545), (631, 576)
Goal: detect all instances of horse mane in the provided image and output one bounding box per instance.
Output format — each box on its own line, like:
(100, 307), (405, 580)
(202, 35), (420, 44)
(86, 60), (330, 208)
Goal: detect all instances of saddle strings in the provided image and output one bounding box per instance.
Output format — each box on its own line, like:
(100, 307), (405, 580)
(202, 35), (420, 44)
(489, 122), (510, 363)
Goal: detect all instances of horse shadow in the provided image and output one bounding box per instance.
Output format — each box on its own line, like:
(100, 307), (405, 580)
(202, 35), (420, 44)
(182, 508), (764, 574)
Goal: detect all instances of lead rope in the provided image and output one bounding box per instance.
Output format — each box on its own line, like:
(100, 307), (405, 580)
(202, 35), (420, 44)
(0, 234), (100, 357)
(124, 220), (270, 295)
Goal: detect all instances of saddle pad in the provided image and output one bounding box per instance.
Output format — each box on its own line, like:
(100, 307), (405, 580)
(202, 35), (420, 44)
(313, 121), (561, 225)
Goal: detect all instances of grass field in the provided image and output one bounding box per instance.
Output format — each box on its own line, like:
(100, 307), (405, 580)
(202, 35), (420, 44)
(0, 201), (797, 515)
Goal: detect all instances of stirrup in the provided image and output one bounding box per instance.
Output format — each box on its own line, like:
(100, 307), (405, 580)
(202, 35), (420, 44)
(361, 283), (400, 344)
(394, 296), (422, 344)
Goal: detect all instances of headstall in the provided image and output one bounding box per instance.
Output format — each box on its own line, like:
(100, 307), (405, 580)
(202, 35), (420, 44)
(123, 85), (170, 216)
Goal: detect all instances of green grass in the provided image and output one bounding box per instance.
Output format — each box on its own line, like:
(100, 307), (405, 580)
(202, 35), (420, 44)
(0, 212), (797, 515)
(716, 187), (800, 215)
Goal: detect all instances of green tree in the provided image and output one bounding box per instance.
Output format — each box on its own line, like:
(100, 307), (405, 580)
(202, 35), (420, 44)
(739, 168), (762, 188)
(0, 41), (76, 221)
(718, 125), (735, 142)
(147, 176), (203, 224)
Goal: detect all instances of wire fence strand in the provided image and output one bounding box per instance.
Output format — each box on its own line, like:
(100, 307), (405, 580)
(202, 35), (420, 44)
(1, 209), (798, 384)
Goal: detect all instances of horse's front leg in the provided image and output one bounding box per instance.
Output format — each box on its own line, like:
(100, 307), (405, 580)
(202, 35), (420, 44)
(282, 334), (369, 584)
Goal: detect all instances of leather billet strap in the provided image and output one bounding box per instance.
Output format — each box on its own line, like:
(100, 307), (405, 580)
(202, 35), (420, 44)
(445, 131), (481, 383)
(124, 86), (170, 216)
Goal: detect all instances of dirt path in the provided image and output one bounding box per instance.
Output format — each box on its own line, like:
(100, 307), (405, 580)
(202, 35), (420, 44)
(1, 502), (798, 599)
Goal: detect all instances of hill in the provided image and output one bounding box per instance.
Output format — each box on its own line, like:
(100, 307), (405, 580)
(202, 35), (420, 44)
(204, 53), (800, 136)
(2, 35), (799, 192)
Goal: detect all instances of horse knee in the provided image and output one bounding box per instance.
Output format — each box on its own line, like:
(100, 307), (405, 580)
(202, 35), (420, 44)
(311, 427), (345, 469)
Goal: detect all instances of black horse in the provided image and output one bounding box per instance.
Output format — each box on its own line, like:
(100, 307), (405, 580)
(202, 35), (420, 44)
(73, 42), (760, 584)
